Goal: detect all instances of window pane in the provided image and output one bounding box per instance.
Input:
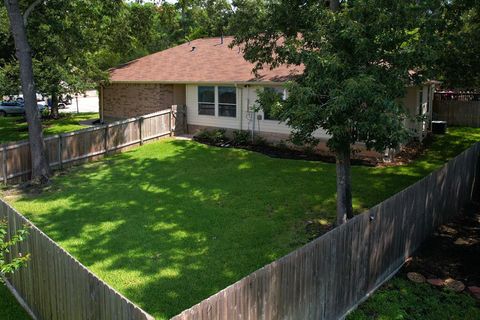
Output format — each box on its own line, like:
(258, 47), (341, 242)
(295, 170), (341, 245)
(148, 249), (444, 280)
(219, 104), (236, 117)
(198, 86), (215, 103)
(199, 103), (215, 116)
(218, 86), (236, 104)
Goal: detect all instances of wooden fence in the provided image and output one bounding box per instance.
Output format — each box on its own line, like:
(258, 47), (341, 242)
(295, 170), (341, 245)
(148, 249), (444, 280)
(172, 142), (480, 320)
(0, 200), (155, 320)
(433, 99), (480, 127)
(0, 108), (176, 184)
(434, 92), (480, 101)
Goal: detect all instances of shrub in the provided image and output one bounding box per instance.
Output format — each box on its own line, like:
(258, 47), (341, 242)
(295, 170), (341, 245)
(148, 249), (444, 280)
(210, 129), (227, 144)
(193, 128), (227, 145)
(275, 140), (290, 151)
(252, 135), (268, 147)
(193, 129), (211, 142)
(0, 219), (30, 283)
(232, 130), (250, 146)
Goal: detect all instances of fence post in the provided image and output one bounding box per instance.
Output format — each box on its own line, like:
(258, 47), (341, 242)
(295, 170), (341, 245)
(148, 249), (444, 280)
(104, 125), (108, 154)
(169, 107), (174, 136)
(2, 145), (7, 185)
(58, 135), (63, 170)
(139, 117), (144, 145)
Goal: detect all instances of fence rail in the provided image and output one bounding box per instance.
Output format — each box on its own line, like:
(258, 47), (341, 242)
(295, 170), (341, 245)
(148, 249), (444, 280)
(172, 142), (480, 320)
(0, 200), (154, 320)
(434, 92), (480, 101)
(0, 108), (176, 184)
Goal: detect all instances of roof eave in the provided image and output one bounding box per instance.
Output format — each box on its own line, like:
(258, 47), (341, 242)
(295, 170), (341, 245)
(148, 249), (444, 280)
(108, 80), (288, 86)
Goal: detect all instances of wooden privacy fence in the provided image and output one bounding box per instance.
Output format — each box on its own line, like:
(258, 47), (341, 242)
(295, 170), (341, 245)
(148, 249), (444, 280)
(0, 108), (177, 184)
(433, 99), (480, 127)
(173, 143), (480, 320)
(0, 200), (154, 320)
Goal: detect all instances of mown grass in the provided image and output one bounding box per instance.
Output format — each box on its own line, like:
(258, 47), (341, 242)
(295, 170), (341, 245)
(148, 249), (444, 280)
(347, 277), (480, 320)
(0, 285), (31, 320)
(5, 127), (480, 319)
(0, 113), (98, 144)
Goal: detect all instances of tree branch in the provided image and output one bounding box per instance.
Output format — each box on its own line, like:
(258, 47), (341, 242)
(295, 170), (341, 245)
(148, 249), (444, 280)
(23, 0), (43, 26)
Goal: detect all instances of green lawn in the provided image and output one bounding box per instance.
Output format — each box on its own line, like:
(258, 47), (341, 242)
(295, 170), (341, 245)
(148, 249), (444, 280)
(0, 113), (99, 144)
(0, 285), (31, 320)
(4, 127), (479, 319)
(347, 277), (480, 320)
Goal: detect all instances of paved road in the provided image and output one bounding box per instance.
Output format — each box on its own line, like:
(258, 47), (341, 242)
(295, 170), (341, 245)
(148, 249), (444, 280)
(61, 90), (99, 114)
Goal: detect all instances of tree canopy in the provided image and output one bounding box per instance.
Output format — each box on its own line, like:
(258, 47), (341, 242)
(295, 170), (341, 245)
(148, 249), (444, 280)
(231, 0), (437, 223)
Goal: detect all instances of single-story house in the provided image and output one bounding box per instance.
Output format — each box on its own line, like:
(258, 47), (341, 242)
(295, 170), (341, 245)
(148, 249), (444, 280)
(101, 36), (434, 147)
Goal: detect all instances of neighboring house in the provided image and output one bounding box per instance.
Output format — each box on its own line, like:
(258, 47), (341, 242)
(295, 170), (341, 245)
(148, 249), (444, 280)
(101, 36), (434, 147)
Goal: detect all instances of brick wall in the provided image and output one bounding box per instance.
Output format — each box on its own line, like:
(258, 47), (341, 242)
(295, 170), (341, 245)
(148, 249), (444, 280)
(102, 83), (174, 120)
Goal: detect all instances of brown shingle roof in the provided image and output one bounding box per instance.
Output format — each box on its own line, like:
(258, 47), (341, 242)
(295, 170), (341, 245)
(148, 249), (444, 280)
(109, 36), (302, 83)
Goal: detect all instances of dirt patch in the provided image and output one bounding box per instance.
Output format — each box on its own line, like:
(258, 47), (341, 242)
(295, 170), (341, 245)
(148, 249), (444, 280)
(403, 201), (480, 287)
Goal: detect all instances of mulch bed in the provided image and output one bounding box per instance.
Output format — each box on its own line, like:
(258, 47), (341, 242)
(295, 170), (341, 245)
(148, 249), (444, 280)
(402, 200), (480, 288)
(194, 138), (379, 166)
(194, 134), (434, 167)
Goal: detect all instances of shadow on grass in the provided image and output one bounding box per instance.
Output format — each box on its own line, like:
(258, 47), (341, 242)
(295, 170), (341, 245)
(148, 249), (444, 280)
(10, 127), (479, 319)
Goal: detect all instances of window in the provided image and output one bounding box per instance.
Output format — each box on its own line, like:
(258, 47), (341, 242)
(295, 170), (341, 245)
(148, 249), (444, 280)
(218, 86), (237, 117)
(263, 87), (285, 120)
(198, 86), (215, 116)
(197, 86), (237, 118)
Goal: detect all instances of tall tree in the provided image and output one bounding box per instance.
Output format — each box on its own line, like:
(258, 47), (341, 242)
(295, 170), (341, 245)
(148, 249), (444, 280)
(435, 0), (480, 88)
(232, 0), (431, 224)
(4, 0), (50, 184)
(26, 0), (123, 117)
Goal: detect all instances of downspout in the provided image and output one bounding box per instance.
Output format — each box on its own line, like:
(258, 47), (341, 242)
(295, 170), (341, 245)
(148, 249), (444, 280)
(239, 84), (243, 131)
(247, 85), (254, 141)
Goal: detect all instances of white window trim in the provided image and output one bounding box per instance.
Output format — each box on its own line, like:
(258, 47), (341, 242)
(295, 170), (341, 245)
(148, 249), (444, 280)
(197, 85), (237, 119)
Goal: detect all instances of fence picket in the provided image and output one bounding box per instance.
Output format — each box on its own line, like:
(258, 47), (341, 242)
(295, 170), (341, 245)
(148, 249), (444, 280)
(1, 109), (173, 183)
(1, 200), (155, 320)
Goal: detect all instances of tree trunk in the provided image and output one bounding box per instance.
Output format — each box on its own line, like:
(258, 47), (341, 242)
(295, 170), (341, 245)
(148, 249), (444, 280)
(50, 90), (59, 119)
(4, 0), (51, 184)
(335, 146), (353, 225)
(329, 0), (340, 11)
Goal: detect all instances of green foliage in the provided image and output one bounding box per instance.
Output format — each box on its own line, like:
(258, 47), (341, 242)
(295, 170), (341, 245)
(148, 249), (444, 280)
(0, 63), (20, 97)
(24, 0), (124, 97)
(8, 127), (478, 319)
(232, 130), (250, 146)
(255, 87), (283, 119)
(210, 128), (227, 144)
(348, 277), (480, 320)
(0, 219), (30, 284)
(432, 0), (480, 88)
(193, 128), (227, 144)
(0, 0), (237, 98)
(231, 0), (433, 153)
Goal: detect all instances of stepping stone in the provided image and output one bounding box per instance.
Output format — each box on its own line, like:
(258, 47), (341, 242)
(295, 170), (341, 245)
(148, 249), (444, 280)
(467, 286), (480, 300)
(427, 278), (444, 287)
(407, 272), (426, 284)
(445, 278), (465, 292)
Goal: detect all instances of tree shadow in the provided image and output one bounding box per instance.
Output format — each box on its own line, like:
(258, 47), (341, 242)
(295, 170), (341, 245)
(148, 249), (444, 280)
(10, 133), (472, 319)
